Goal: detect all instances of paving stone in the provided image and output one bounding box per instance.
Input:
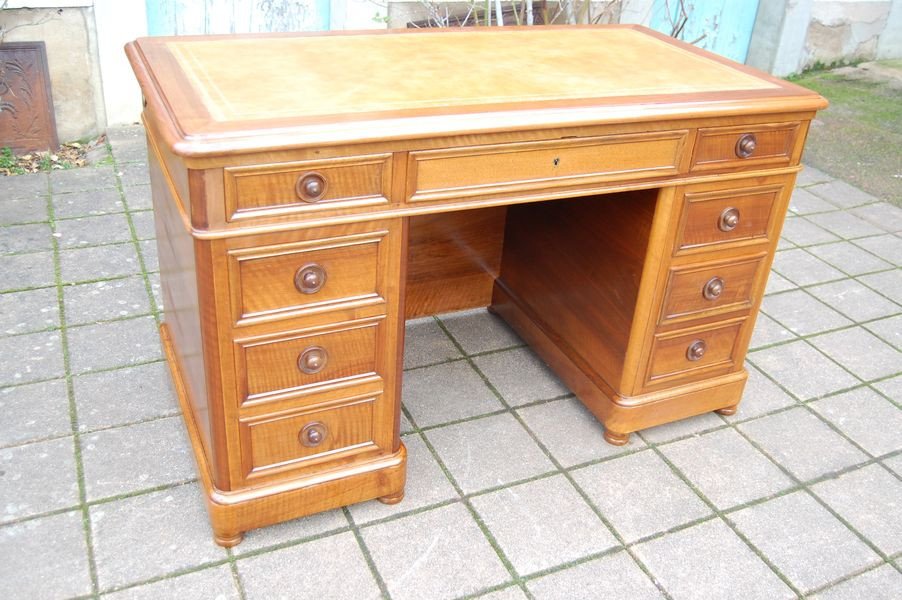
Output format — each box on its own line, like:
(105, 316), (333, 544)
(808, 241), (893, 276)
(0, 329), (64, 385)
(147, 271), (163, 311)
(360, 503), (510, 600)
(864, 314), (902, 349)
(0, 222), (53, 254)
(780, 217), (839, 246)
(473, 586), (529, 600)
(858, 269), (902, 304)
(473, 347), (570, 406)
(236, 508), (348, 554)
(633, 518), (794, 600)
(660, 428), (793, 509)
(796, 165), (833, 187)
(471, 475), (617, 575)
(402, 360), (503, 427)
(91, 483), (227, 590)
(240, 533), (381, 599)
(807, 212), (885, 240)
(771, 248), (846, 286)
(572, 449), (711, 543)
(2, 172), (49, 199)
(0, 379), (70, 447)
(749, 312), (796, 349)
(0, 436), (79, 523)
(50, 165), (118, 193)
(764, 271), (796, 295)
(883, 454), (902, 477)
(0, 511), (92, 599)
(776, 236), (795, 250)
(0, 195), (48, 225)
(67, 316), (162, 374)
(761, 290), (852, 335)
(74, 361), (178, 431)
(0, 286), (59, 336)
(809, 327), (901, 381)
(748, 341), (859, 400)
(439, 308), (522, 355)
(138, 238), (159, 271)
(81, 416), (194, 501)
(812, 564), (902, 600)
(104, 565), (239, 600)
(527, 550), (663, 600)
(810, 387), (902, 456)
(124, 184), (153, 210)
(738, 408), (868, 481)
(788, 187), (836, 215)
(128, 209), (156, 241)
(55, 213), (133, 248)
(403, 317), (461, 369)
(638, 412), (725, 445)
(399, 410), (414, 433)
(808, 279), (901, 322)
(853, 233), (902, 264)
(517, 397), (644, 467)
(117, 161), (150, 187)
(349, 434), (458, 524)
(426, 413), (555, 494)
(722, 364), (797, 422)
(0, 251), (55, 292)
(812, 463), (902, 556)
(52, 188), (125, 218)
(731, 491), (880, 593)
(63, 276), (153, 325)
(808, 180), (879, 209)
(850, 202), (902, 233)
(60, 242), (142, 283)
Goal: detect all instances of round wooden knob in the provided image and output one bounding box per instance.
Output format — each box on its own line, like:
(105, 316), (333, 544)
(735, 133), (757, 158)
(295, 173), (326, 203)
(718, 207), (740, 232)
(686, 340), (707, 362)
(297, 346), (328, 374)
(703, 276), (725, 301)
(294, 264), (326, 294)
(299, 422), (327, 448)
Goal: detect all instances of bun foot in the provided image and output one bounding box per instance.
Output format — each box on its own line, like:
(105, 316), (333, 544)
(213, 530), (244, 548)
(603, 429), (630, 446)
(715, 405), (738, 416)
(377, 490), (405, 505)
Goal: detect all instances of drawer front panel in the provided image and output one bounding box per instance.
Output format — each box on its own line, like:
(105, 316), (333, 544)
(240, 397), (377, 476)
(224, 154), (392, 220)
(691, 122), (799, 172)
(675, 185), (781, 254)
(239, 321), (379, 402)
(408, 131), (688, 203)
(647, 320), (744, 386)
(229, 232), (385, 324)
(660, 255), (765, 324)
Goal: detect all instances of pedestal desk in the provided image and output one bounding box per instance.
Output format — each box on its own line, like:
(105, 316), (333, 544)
(126, 25), (826, 546)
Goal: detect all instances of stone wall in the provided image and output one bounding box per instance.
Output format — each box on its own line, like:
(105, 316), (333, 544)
(804, 0), (893, 68)
(1, 6), (106, 142)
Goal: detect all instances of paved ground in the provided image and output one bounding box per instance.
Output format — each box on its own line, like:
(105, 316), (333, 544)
(1, 126), (901, 599)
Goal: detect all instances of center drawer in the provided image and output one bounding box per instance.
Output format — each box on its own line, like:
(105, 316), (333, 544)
(407, 131), (689, 203)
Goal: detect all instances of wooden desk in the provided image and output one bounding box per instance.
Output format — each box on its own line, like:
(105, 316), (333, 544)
(126, 25), (826, 546)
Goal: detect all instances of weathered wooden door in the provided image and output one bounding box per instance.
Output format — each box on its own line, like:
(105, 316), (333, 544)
(146, 0), (331, 35)
(648, 0), (761, 63)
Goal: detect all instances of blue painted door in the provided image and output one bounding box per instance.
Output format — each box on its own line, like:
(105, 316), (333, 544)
(648, 0), (761, 63)
(146, 0), (331, 36)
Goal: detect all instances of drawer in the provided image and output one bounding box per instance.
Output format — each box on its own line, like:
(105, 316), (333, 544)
(691, 122), (800, 172)
(224, 154), (392, 220)
(407, 131), (688, 203)
(660, 254), (766, 325)
(646, 319), (745, 387)
(228, 231), (387, 324)
(674, 184), (782, 255)
(237, 320), (380, 404)
(239, 396), (379, 478)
